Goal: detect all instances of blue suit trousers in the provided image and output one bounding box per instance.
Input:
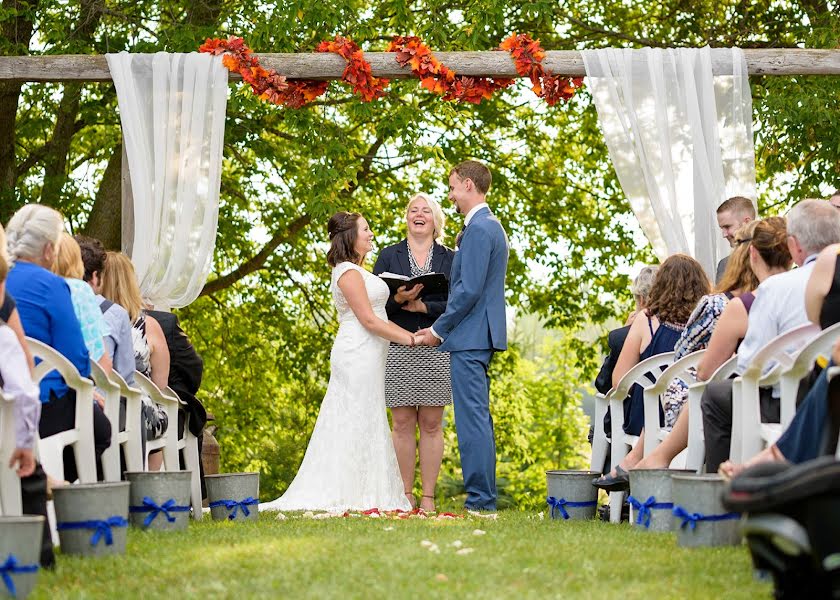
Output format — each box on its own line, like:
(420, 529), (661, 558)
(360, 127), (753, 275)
(450, 348), (496, 510)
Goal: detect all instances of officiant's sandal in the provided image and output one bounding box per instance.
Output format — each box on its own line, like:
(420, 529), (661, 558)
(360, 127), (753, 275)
(420, 494), (436, 513)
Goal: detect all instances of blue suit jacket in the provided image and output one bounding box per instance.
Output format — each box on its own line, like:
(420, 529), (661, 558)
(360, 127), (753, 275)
(433, 207), (508, 352)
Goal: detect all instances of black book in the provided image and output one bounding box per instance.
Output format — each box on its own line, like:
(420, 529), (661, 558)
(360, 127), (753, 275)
(378, 272), (449, 296)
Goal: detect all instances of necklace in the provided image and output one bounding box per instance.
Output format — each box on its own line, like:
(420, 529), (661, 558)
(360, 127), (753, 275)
(407, 241), (434, 277)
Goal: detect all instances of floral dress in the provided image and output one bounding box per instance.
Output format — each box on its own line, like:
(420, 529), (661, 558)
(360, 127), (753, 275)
(662, 293), (729, 428)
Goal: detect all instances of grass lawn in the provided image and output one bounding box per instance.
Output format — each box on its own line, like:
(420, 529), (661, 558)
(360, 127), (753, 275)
(31, 511), (771, 599)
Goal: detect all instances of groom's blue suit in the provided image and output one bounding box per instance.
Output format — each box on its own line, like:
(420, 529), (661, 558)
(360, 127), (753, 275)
(433, 205), (508, 510)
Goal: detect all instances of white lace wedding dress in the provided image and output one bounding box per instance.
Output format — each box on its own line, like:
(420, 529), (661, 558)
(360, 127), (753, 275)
(260, 262), (411, 512)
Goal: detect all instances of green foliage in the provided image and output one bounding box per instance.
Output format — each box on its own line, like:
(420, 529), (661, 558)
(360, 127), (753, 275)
(2, 0), (839, 508)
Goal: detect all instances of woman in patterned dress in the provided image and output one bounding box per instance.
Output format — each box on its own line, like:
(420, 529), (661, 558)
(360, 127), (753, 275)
(373, 194), (455, 512)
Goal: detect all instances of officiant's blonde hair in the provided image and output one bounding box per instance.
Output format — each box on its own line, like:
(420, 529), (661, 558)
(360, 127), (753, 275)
(406, 193), (446, 244)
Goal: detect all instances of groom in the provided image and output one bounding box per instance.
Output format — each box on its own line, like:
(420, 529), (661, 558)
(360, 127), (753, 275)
(417, 160), (509, 511)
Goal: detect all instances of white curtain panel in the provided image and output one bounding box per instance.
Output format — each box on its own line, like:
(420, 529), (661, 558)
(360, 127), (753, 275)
(106, 52), (228, 309)
(582, 47), (756, 276)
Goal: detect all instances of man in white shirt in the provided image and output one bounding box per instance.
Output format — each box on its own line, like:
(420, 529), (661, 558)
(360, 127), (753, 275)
(702, 199), (840, 471)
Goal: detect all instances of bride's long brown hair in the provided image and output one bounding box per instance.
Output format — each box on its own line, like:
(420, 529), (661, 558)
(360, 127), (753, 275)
(327, 211), (363, 267)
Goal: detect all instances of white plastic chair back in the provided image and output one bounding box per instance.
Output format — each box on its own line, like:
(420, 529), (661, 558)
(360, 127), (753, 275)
(603, 351), (674, 523)
(0, 390), (22, 515)
(736, 323), (821, 462)
(27, 338), (97, 483)
(684, 355), (738, 472)
(641, 349), (706, 464)
(132, 372), (203, 519)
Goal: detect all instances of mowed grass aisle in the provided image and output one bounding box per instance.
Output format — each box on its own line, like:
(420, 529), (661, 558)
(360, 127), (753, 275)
(33, 512), (770, 599)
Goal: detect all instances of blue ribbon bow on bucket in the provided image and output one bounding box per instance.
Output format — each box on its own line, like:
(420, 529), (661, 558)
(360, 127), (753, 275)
(1, 554), (38, 597)
(672, 505), (740, 530)
(56, 516), (128, 546)
(626, 495), (674, 528)
(546, 496), (597, 520)
(209, 497), (259, 520)
(129, 497), (191, 527)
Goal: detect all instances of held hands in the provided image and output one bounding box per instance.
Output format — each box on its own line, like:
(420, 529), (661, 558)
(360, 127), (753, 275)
(9, 447), (35, 478)
(415, 328), (441, 347)
(394, 284), (423, 305)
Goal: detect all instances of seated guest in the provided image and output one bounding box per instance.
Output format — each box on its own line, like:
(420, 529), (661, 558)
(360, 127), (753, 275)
(0, 222), (39, 478)
(633, 218), (788, 470)
(593, 254), (710, 489)
(75, 236), (135, 387)
(594, 266), (658, 395)
(0, 222), (53, 568)
(52, 232), (112, 374)
(720, 238), (840, 477)
(5, 204), (111, 481)
(100, 251), (170, 470)
(716, 196), (757, 283)
(145, 307), (207, 495)
(702, 199), (840, 473)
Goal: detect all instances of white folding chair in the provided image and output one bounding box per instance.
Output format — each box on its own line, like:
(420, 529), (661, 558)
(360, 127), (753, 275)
(603, 351), (674, 523)
(133, 373), (203, 520)
(685, 355), (738, 472)
(0, 390), (22, 516)
(641, 349), (707, 469)
(735, 323), (821, 462)
(27, 338), (97, 483)
(89, 362), (144, 481)
(777, 322), (840, 427)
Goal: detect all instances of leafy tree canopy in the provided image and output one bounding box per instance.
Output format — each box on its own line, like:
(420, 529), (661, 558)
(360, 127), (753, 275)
(1, 0), (837, 500)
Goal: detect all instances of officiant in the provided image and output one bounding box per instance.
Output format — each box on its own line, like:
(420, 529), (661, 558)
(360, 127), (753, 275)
(373, 193), (455, 512)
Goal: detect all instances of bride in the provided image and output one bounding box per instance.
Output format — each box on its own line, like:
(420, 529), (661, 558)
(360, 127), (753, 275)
(261, 212), (417, 512)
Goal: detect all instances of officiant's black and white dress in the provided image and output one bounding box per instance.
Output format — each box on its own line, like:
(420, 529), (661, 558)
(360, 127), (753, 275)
(260, 262), (411, 512)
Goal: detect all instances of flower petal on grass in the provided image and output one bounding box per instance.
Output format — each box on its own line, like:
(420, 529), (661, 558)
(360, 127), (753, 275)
(472, 529), (486, 536)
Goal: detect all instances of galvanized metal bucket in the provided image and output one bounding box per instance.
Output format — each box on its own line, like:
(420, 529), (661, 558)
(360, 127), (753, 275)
(205, 473), (260, 522)
(125, 471), (192, 531)
(628, 468), (692, 532)
(0, 515), (44, 599)
(671, 474), (742, 547)
(52, 482), (130, 557)
(545, 470), (600, 521)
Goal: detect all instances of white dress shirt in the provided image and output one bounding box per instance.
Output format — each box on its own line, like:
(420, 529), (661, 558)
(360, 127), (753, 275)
(0, 324), (41, 448)
(736, 257), (817, 376)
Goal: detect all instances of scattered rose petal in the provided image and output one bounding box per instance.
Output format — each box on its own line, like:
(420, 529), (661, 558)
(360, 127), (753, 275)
(435, 573), (448, 582)
(420, 540), (434, 548)
(302, 511), (315, 519)
(275, 512), (288, 520)
(538, 512), (545, 520)
(472, 529), (486, 536)
(456, 547), (475, 555)
(428, 544), (440, 554)
(384, 526), (395, 531)
(450, 540), (463, 548)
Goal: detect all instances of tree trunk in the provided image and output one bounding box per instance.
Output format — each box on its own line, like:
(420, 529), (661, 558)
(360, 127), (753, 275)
(0, 0), (39, 223)
(82, 143), (121, 249)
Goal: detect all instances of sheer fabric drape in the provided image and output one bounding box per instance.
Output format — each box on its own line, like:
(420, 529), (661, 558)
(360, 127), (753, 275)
(582, 47), (755, 276)
(106, 52), (228, 309)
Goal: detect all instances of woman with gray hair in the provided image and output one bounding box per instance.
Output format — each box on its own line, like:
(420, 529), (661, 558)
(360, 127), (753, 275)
(594, 266), (659, 395)
(5, 203), (111, 482)
(373, 193), (455, 512)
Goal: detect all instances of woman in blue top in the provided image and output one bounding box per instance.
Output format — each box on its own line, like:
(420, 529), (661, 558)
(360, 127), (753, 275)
(5, 204), (111, 482)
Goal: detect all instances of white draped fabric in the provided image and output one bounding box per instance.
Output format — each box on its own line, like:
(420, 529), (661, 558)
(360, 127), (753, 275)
(106, 52), (228, 309)
(582, 47), (756, 276)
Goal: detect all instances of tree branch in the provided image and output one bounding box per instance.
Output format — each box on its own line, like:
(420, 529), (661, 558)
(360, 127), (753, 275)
(199, 213), (312, 296)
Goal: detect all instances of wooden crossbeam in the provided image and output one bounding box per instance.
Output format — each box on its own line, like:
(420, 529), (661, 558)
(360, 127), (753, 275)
(0, 49), (838, 82)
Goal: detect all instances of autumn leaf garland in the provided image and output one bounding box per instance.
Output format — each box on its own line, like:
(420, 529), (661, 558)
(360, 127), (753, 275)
(199, 34), (583, 108)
